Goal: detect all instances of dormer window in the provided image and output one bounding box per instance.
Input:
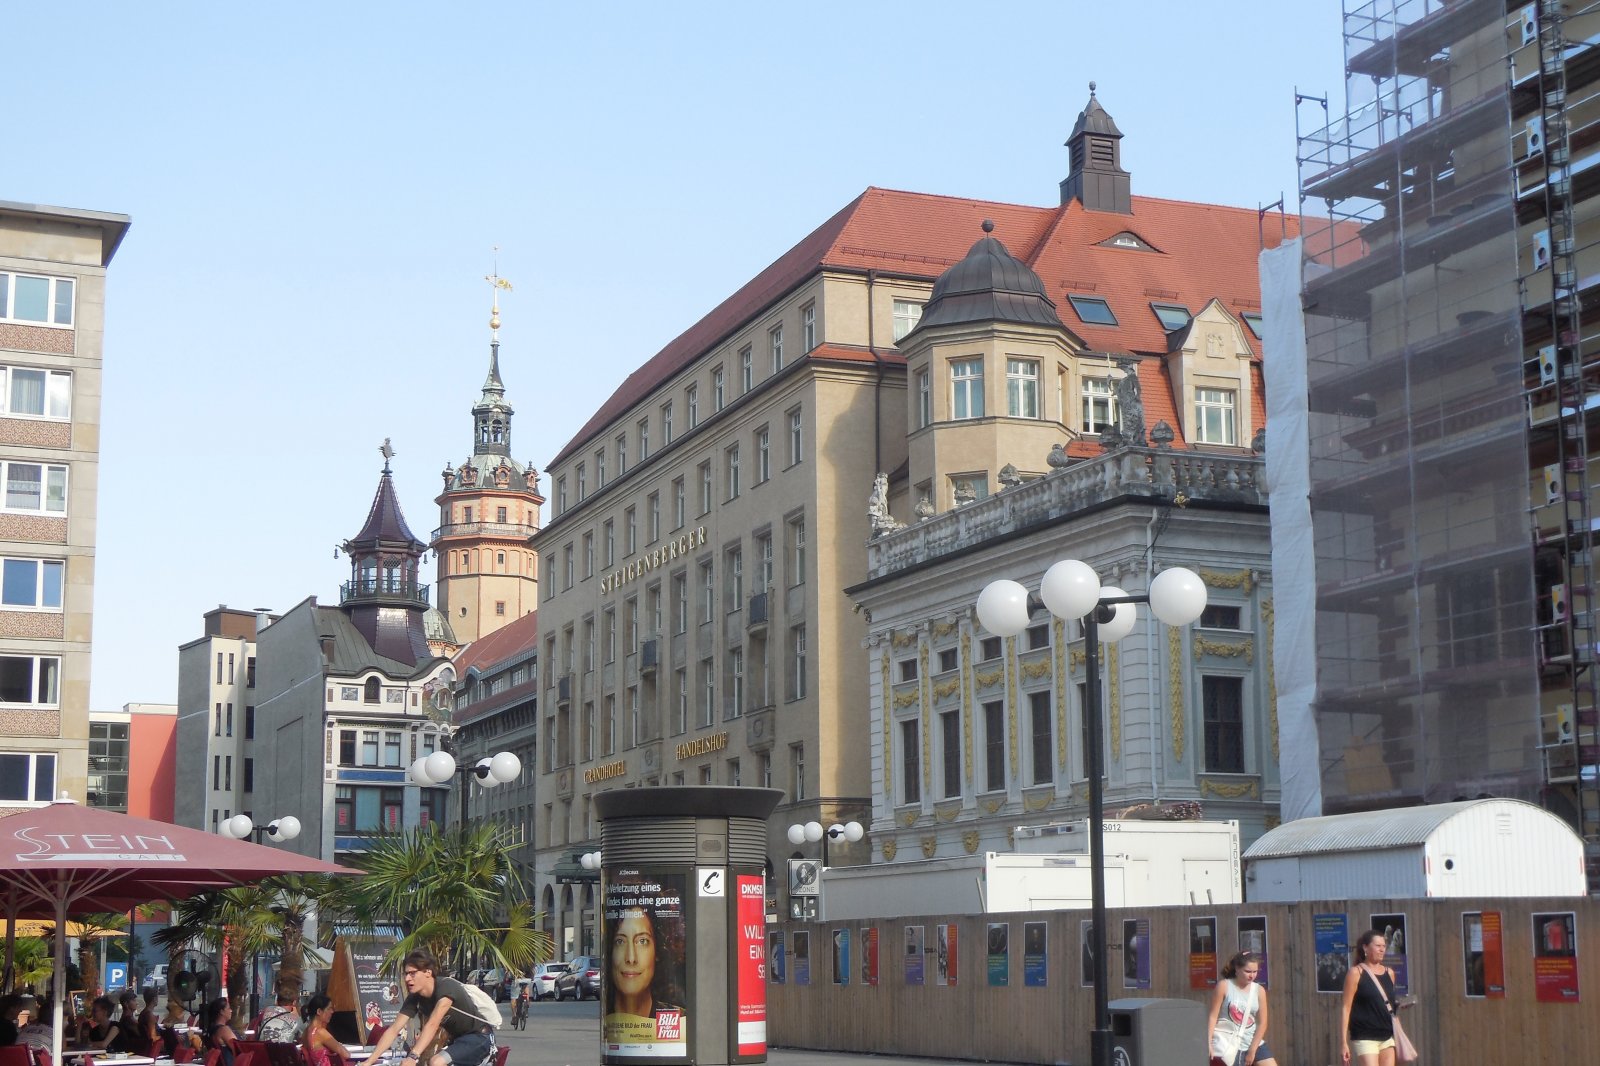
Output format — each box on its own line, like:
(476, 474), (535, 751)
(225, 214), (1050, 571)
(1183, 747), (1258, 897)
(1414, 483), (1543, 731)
(1242, 312), (1265, 339)
(1067, 295), (1117, 325)
(1150, 303), (1191, 331)
(1081, 377), (1117, 434)
(1194, 387), (1237, 445)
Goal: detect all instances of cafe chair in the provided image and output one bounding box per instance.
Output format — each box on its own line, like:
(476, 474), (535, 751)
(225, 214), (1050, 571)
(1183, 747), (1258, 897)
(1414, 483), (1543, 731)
(492, 1047), (510, 1066)
(1, 1046), (34, 1066)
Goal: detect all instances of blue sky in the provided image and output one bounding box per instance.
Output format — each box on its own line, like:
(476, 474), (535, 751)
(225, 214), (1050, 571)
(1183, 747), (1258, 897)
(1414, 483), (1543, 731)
(6, 2), (1347, 706)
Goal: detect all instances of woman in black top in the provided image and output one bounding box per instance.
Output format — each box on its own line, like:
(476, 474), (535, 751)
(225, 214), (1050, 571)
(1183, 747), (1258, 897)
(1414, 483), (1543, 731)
(84, 996), (130, 1054)
(1340, 929), (1403, 1065)
(203, 997), (240, 1066)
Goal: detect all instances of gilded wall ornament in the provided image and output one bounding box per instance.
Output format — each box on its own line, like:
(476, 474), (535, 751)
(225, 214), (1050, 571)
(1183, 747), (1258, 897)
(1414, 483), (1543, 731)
(1108, 642), (1121, 759)
(899, 810), (918, 828)
(933, 621), (958, 640)
(882, 838), (898, 861)
(1194, 637), (1254, 663)
(1070, 648), (1087, 674)
(1264, 812), (1281, 830)
(981, 797), (1005, 815)
(921, 835), (938, 859)
(893, 690), (921, 709)
(1054, 617), (1068, 770)
(963, 830), (981, 854)
(1200, 568), (1254, 593)
(935, 803), (963, 823)
(975, 669), (1004, 688)
(933, 678), (961, 700)
(1021, 660), (1052, 680)
(893, 630), (918, 649)
(1199, 777), (1260, 799)
(1024, 790), (1054, 812)
(921, 640), (932, 796)
(881, 650), (893, 800)
(1263, 599), (1279, 761)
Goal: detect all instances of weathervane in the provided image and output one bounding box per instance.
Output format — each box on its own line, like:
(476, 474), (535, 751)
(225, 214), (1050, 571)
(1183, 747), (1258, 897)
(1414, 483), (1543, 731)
(485, 246), (513, 339)
(380, 437), (395, 472)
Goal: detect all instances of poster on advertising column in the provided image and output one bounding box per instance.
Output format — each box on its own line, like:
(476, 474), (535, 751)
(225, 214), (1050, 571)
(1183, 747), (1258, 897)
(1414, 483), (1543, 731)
(734, 875), (766, 1056)
(602, 870), (689, 1059)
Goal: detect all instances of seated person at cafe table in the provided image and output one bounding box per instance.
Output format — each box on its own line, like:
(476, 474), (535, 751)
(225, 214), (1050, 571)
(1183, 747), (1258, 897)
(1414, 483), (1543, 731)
(82, 995), (132, 1054)
(202, 997), (241, 1066)
(299, 994), (351, 1066)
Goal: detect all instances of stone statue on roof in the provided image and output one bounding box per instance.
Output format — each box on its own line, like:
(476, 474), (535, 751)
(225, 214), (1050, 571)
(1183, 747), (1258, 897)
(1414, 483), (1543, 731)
(1114, 358), (1145, 446)
(868, 472), (904, 537)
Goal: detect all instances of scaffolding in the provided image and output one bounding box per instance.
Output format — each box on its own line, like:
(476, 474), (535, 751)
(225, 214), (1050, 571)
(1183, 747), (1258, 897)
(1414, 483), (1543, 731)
(1294, 0), (1600, 887)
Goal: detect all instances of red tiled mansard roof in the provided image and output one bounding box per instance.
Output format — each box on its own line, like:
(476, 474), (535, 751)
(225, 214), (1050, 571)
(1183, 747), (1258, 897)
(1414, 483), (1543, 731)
(552, 186), (1303, 466)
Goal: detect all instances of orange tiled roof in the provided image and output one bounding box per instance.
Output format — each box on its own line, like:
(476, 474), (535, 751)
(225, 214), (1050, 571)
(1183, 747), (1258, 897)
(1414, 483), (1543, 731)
(553, 187), (1299, 465)
(452, 608), (539, 677)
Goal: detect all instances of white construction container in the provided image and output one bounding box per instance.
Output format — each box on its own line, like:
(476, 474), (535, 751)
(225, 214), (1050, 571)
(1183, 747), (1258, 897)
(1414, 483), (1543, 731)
(1242, 798), (1588, 901)
(1013, 818), (1242, 905)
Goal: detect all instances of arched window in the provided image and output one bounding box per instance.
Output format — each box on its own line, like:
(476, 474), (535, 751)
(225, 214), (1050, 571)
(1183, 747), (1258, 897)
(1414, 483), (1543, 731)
(363, 677), (380, 703)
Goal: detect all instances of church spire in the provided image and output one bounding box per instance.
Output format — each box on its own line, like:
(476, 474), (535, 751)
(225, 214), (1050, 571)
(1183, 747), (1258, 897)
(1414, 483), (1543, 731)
(474, 267), (515, 457)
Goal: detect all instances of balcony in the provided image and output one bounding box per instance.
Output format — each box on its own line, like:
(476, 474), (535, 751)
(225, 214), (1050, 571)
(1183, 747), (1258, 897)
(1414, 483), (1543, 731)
(745, 704), (776, 752)
(747, 593), (769, 630)
(866, 447), (1266, 579)
(340, 577), (429, 609)
(640, 638), (659, 673)
(557, 675), (572, 705)
(430, 520), (538, 541)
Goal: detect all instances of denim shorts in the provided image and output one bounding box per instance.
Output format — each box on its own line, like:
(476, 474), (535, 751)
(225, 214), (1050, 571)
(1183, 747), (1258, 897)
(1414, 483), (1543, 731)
(1224, 1043), (1274, 1066)
(439, 1032), (494, 1066)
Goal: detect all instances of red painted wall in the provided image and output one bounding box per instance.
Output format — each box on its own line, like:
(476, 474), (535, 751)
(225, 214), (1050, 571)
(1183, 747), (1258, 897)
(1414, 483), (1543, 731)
(128, 711), (176, 822)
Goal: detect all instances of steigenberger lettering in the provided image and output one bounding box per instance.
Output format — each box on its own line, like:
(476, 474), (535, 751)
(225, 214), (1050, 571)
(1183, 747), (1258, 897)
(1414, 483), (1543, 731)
(675, 731), (730, 761)
(585, 760), (627, 784)
(600, 526), (708, 594)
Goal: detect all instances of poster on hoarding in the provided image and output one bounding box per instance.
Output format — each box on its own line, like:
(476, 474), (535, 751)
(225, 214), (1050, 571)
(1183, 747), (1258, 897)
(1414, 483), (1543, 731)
(793, 931), (811, 986)
(860, 926), (878, 987)
(935, 923), (957, 986)
(602, 870), (689, 1058)
(1533, 911), (1580, 1003)
(986, 923), (1009, 987)
(1122, 918), (1150, 990)
(905, 926), (924, 986)
(1080, 920), (1095, 988)
(1313, 914), (1348, 994)
(1462, 911), (1504, 999)
(1023, 921), (1047, 988)
(734, 875), (766, 1055)
(1237, 916), (1270, 988)
(767, 930), (785, 985)
(1369, 912), (1408, 995)
(831, 928), (850, 986)
(1189, 916), (1218, 990)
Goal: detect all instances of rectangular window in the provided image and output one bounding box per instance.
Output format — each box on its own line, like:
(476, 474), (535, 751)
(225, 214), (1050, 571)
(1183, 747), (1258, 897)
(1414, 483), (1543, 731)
(243, 757), (254, 794)
(726, 443), (741, 499)
(603, 520), (615, 568)
(713, 366), (725, 411)
(0, 557), (64, 609)
(791, 742), (806, 801)
(628, 685), (641, 746)
(1029, 690), (1053, 786)
(583, 619), (595, 671)
(980, 636), (1002, 661)
(360, 730), (379, 766)
(216, 652), (223, 684)
(225, 703), (233, 737)
(787, 516), (806, 586)
(661, 401), (675, 445)
(687, 384), (699, 428)
(755, 426), (771, 483)
(940, 710), (961, 798)
(699, 461), (713, 515)
(1203, 676), (1245, 772)
(740, 346), (754, 392)
(224, 755), (232, 792)
(1150, 302), (1192, 331)
(1241, 312), (1265, 339)
(729, 646), (744, 718)
(496, 505), (507, 523)
(582, 532), (594, 578)
(625, 507), (637, 554)
(1067, 294), (1117, 325)
(576, 462), (587, 500)
(563, 544), (573, 588)
(755, 533), (773, 591)
(699, 560), (714, 624)
(0, 367), (72, 419)
(647, 582), (662, 637)
(648, 492), (661, 542)
(700, 656), (715, 727)
(674, 668), (688, 735)
(728, 547), (743, 608)
(246, 656), (256, 687)
(673, 477), (686, 529)
(939, 648), (958, 672)
(673, 573), (688, 634)
(1201, 604), (1244, 629)
(0, 461), (68, 514)
(602, 694), (617, 756)
(899, 659), (918, 683)
(892, 299), (923, 342)
(244, 705), (255, 739)
(761, 751), (773, 788)
(557, 476), (568, 513)
(983, 700), (1005, 793)
(1195, 388), (1237, 445)
(789, 624), (807, 700)
(770, 324), (784, 372)
(951, 358), (985, 419)
(616, 433), (628, 476)
(0, 655), (60, 707)
(581, 700), (595, 762)
(1006, 358), (1040, 418)
(0, 273), (74, 327)
(802, 304), (816, 351)
(787, 408), (803, 465)
(596, 448), (607, 488)
(638, 417), (651, 460)
(604, 608), (617, 663)
(339, 730), (356, 765)
(727, 757), (741, 786)
(1027, 623), (1050, 651)
(900, 721), (920, 804)
(383, 731), (403, 767)
(0, 751), (56, 803)
(916, 370), (931, 428)
(1082, 376), (1117, 434)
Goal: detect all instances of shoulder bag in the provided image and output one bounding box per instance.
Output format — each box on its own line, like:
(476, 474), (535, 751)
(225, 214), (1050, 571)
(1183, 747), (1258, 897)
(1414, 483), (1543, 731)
(1362, 967), (1417, 1063)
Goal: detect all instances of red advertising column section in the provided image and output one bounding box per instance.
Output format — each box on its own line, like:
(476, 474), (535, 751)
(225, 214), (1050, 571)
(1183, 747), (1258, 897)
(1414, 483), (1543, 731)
(735, 875), (767, 1055)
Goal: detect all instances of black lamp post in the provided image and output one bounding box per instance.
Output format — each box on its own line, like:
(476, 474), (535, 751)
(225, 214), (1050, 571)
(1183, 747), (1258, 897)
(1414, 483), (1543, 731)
(977, 560), (1206, 1066)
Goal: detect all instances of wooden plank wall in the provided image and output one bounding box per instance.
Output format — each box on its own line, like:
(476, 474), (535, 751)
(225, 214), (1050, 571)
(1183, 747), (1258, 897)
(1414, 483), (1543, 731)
(767, 896), (1599, 1065)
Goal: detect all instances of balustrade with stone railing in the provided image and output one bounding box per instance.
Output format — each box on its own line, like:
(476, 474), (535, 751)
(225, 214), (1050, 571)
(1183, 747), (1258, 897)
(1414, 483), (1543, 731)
(866, 448), (1266, 578)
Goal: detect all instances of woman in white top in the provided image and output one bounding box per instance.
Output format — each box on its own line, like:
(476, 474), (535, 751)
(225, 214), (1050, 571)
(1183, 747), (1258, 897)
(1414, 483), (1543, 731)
(1207, 951), (1278, 1066)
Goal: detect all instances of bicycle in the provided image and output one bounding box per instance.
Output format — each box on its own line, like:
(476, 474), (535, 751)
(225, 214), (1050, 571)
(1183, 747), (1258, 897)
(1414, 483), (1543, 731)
(510, 994), (529, 1031)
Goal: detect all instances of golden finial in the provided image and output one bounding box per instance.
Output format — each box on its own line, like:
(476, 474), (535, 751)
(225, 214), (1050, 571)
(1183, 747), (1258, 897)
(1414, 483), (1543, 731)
(485, 246), (513, 338)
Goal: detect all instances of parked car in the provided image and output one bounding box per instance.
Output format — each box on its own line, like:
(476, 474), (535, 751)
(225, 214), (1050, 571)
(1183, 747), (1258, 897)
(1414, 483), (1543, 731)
(530, 962), (568, 1000)
(141, 965), (168, 994)
(466, 967), (509, 1001)
(554, 956), (601, 1000)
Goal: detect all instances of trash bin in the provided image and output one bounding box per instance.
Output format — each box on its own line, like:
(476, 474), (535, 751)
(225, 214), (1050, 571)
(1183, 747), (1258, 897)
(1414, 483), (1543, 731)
(595, 786), (783, 1066)
(1108, 998), (1204, 1065)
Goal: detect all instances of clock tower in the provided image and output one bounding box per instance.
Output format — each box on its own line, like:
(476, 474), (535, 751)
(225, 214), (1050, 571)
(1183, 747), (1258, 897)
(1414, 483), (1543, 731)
(431, 281), (544, 643)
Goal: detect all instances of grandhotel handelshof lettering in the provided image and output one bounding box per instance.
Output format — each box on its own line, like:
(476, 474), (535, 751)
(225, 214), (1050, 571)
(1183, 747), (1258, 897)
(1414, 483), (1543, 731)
(530, 90), (1293, 946)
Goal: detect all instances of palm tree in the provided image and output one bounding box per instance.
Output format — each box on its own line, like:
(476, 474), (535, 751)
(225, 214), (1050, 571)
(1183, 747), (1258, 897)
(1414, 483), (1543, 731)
(8, 937), (53, 991)
(345, 823), (552, 977)
(72, 913), (129, 999)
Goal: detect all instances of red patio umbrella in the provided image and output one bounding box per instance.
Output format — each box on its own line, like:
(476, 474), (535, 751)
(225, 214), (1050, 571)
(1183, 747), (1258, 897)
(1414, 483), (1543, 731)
(0, 797), (359, 1065)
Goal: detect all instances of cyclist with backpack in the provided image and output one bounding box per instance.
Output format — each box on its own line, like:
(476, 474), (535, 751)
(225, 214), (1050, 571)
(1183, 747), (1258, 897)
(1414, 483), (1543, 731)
(359, 951), (493, 1066)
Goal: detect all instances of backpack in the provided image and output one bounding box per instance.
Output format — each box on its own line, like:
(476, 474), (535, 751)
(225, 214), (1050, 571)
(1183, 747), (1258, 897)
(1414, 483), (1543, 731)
(450, 981), (504, 1031)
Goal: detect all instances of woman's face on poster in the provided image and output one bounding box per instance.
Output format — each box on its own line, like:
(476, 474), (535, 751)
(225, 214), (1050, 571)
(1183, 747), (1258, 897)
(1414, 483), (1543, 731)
(611, 908), (657, 998)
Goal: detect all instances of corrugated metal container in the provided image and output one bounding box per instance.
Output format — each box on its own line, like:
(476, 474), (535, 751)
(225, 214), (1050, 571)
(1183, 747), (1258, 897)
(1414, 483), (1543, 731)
(1243, 798), (1586, 901)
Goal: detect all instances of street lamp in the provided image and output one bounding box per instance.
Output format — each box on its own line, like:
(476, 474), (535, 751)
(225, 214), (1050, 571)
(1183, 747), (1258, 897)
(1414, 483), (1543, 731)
(579, 850), (603, 870)
(409, 746), (522, 826)
(785, 820), (864, 868)
(219, 814), (302, 843)
(976, 560), (1206, 1066)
